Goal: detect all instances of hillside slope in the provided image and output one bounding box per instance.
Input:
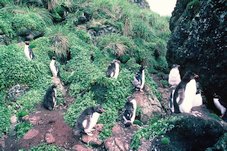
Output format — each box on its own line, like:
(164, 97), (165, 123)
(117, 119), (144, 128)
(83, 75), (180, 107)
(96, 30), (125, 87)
(0, 0), (170, 150)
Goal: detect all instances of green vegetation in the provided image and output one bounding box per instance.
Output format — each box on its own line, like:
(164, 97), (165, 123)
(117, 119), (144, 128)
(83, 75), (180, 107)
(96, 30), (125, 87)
(131, 116), (180, 150)
(0, 0), (170, 148)
(206, 133), (227, 151)
(15, 121), (32, 139)
(161, 137), (170, 145)
(29, 143), (63, 151)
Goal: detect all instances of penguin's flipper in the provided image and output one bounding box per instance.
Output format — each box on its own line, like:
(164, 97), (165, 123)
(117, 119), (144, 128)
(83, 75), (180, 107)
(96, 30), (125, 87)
(55, 62), (61, 78)
(106, 63), (115, 77)
(177, 89), (185, 105)
(29, 48), (35, 59)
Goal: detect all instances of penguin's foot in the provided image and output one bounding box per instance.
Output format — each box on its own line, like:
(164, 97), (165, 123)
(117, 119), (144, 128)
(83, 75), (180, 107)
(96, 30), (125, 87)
(86, 132), (93, 136)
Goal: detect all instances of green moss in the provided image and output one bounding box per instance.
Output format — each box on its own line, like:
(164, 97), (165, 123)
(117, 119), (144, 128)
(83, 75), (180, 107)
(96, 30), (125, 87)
(15, 121), (32, 139)
(206, 133), (227, 151)
(30, 143), (63, 151)
(161, 137), (170, 145)
(131, 116), (181, 150)
(0, 44), (51, 90)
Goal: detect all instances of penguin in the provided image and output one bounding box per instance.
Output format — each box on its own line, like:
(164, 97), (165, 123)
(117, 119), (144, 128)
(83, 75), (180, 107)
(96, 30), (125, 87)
(106, 59), (120, 79)
(213, 94), (226, 118)
(192, 77), (203, 107)
(49, 56), (60, 77)
(123, 96), (137, 127)
(24, 41), (35, 60)
(43, 85), (57, 111)
(132, 66), (145, 91)
(76, 105), (104, 136)
(168, 64), (181, 87)
(173, 71), (198, 113)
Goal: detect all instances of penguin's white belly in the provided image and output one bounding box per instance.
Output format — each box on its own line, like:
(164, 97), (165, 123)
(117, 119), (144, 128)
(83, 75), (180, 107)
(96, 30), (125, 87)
(192, 93), (203, 107)
(140, 70), (145, 89)
(50, 62), (58, 77)
(113, 63), (119, 79)
(168, 69), (181, 86)
(24, 47), (31, 60)
(53, 88), (57, 107)
(179, 79), (196, 113)
(213, 99), (226, 115)
(86, 113), (100, 131)
(131, 99), (137, 123)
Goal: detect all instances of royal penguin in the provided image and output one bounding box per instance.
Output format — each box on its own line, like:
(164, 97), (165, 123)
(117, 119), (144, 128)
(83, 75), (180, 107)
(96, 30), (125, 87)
(132, 66), (145, 91)
(24, 41), (35, 60)
(50, 57), (60, 77)
(213, 94), (226, 118)
(76, 105), (104, 136)
(123, 96), (137, 127)
(43, 85), (57, 111)
(172, 71), (198, 113)
(106, 59), (120, 79)
(168, 64), (181, 87)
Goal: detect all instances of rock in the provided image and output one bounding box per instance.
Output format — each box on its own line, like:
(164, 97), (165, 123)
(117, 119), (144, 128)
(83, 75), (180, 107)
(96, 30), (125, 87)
(28, 116), (40, 125)
(10, 115), (17, 124)
(81, 134), (102, 146)
(23, 129), (39, 140)
(81, 124), (103, 146)
(105, 137), (129, 151)
(0, 135), (7, 148)
(104, 123), (139, 151)
(149, 114), (226, 151)
(45, 133), (55, 144)
(7, 84), (29, 101)
(95, 124), (103, 132)
(167, 0), (227, 104)
(88, 24), (119, 38)
(22, 115), (29, 121)
(138, 139), (151, 151)
(133, 90), (163, 123)
(129, 0), (150, 8)
(72, 144), (93, 151)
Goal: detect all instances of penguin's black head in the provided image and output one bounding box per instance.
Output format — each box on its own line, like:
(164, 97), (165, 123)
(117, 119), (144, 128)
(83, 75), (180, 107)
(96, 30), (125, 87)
(25, 41), (30, 45)
(172, 64), (180, 68)
(127, 96), (135, 102)
(51, 84), (57, 89)
(52, 56), (56, 60)
(182, 71), (198, 82)
(213, 93), (220, 99)
(113, 59), (120, 64)
(139, 65), (145, 71)
(94, 105), (105, 114)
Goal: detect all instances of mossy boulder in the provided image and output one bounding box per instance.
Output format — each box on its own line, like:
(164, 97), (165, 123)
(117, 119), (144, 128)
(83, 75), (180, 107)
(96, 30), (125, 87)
(167, 0), (226, 105)
(150, 114), (226, 151)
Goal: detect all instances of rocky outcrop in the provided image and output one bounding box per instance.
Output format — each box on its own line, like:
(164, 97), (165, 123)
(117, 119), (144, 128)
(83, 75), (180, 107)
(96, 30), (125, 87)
(104, 123), (139, 151)
(7, 84), (29, 101)
(167, 0), (226, 105)
(129, 0), (150, 9)
(133, 88), (163, 123)
(150, 114), (226, 151)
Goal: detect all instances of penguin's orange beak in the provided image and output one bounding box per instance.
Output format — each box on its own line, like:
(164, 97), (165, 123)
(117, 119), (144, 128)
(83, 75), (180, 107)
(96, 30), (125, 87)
(100, 108), (105, 113)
